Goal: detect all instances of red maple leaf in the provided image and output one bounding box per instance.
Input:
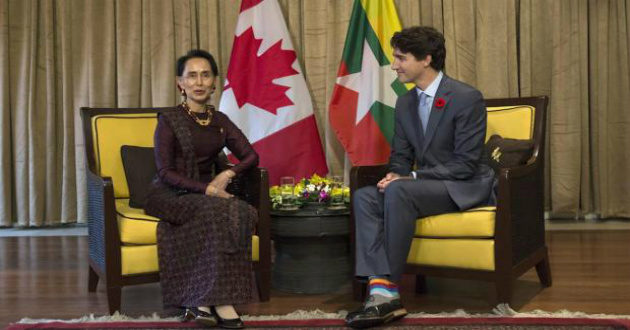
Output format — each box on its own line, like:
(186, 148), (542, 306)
(225, 27), (299, 115)
(240, 0), (263, 12)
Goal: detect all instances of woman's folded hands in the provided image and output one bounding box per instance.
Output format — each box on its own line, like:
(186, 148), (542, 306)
(205, 170), (236, 198)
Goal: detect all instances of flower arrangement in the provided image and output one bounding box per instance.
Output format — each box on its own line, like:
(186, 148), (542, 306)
(270, 174), (350, 210)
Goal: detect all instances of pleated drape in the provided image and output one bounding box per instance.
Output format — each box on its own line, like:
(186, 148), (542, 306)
(2, 0), (630, 227)
(589, 0), (630, 218)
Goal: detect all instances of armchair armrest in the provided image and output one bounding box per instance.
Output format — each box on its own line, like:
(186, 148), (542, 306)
(494, 160), (545, 268)
(498, 160), (539, 179)
(226, 167), (264, 208)
(225, 167), (271, 269)
(349, 164), (389, 192)
(86, 170), (121, 276)
(348, 164), (388, 301)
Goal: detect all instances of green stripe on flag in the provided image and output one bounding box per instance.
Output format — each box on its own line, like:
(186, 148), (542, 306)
(360, 0), (402, 65)
(341, 0), (390, 74)
(370, 101), (395, 144)
(391, 79), (408, 97)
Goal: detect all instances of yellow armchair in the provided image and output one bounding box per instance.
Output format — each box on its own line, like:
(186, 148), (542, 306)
(350, 96), (551, 305)
(81, 107), (271, 314)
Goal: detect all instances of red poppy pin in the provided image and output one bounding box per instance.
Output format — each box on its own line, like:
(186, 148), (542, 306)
(435, 97), (446, 109)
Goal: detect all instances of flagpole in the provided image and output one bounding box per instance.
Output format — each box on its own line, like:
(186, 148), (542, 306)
(343, 154), (351, 186)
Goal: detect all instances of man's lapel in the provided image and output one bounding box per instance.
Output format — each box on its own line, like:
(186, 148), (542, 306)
(422, 76), (452, 154)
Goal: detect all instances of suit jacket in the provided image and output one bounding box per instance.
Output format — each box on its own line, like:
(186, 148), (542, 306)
(389, 75), (496, 210)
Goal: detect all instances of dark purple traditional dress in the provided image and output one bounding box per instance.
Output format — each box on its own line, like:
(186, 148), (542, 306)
(144, 105), (259, 308)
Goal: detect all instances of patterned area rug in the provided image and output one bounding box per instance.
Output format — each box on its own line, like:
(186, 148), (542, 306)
(6, 306), (630, 330)
(4, 317), (630, 330)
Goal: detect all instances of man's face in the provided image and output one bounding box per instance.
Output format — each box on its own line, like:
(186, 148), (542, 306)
(391, 48), (431, 85)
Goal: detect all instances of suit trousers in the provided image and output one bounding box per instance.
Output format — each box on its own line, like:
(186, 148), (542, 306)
(353, 179), (459, 282)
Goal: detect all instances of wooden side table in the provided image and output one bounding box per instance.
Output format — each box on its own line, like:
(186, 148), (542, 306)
(271, 204), (351, 294)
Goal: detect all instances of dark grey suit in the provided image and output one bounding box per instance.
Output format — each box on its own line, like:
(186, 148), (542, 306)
(354, 75), (496, 281)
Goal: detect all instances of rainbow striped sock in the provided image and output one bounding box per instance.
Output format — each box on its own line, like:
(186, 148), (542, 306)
(365, 277), (399, 307)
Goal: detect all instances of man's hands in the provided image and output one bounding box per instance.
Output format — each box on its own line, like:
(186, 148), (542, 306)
(205, 169), (236, 198)
(377, 172), (400, 192)
(376, 172), (413, 192)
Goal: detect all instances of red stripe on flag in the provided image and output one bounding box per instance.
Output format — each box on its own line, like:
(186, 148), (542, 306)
(337, 61), (350, 77)
(240, 0), (263, 12)
(229, 116), (329, 185)
(329, 84), (390, 166)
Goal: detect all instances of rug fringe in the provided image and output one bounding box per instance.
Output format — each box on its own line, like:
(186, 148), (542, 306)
(18, 312), (179, 324)
(18, 304), (630, 324)
(404, 304), (630, 319)
(490, 303), (630, 319)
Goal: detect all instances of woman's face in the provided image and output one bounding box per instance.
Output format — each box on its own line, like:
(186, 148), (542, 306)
(177, 57), (216, 105)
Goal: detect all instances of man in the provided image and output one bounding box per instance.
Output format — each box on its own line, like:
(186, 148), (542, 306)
(345, 26), (496, 329)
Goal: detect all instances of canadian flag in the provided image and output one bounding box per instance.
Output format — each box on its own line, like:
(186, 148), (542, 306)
(219, 0), (328, 185)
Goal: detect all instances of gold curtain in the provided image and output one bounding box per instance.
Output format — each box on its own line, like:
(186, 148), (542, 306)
(519, 0), (630, 218)
(589, 0), (630, 218)
(1, 0), (630, 227)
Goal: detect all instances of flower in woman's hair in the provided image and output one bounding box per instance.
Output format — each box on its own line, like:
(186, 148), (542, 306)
(435, 97), (446, 109)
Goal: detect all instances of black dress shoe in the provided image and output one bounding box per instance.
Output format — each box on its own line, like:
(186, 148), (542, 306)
(211, 306), (245, 329)
(181, 307), (218, 327)
(345, 298), (408, 329)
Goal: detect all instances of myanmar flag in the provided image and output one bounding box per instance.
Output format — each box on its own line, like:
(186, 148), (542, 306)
(329, 0), (409, 166)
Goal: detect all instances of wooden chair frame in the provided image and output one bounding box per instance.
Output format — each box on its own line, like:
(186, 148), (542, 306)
(81, 107), (271, 314)
(349, 96), (551, 305)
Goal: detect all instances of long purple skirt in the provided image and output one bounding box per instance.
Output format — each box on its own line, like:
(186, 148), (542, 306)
(145, 183), (256, 307)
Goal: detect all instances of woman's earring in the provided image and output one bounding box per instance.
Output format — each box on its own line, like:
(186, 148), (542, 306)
(179, 87), (187, 100)
(211, 87), (216, 95)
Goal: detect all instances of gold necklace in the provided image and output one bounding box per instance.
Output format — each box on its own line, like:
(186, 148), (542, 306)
(182, 101), (213, 126)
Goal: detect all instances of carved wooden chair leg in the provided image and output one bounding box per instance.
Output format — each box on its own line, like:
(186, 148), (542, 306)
(415, 274), (428, 294)
(88, 265), (99, 292)
(106, 286), (122, 315)
(495, 277), (513, 305)
(353, 279), (367, 302)
(535, 249), (553, 287)
(257, 269), (271, 302)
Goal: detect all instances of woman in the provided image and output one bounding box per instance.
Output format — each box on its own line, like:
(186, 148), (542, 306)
(145, 49), (258, 329)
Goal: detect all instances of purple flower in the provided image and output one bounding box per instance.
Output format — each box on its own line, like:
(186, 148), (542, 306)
(318, 190), (329, 202)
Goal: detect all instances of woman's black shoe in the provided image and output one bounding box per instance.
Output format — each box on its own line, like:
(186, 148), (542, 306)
(211, 306), (245, 329)
(181, 307), (218, 327)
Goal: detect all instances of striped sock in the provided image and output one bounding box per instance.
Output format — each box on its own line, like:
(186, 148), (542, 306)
(365, 277), (399, 307)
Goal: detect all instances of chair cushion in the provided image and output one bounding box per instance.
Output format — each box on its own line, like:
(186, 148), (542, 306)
(415, 206), (496, 238)
(117, 198), (260, 275)
(121, 245), (159, 275)
(484, 135), (534, 175)
(116, 199), (160, 245)
(486, 105), (535, 140)
(252, 235), (259, 262)
(120, 237), (261, 275)
(407, 238), (495, 271)
(91, 114), (158, 198)
(120, 145), (157, 208)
